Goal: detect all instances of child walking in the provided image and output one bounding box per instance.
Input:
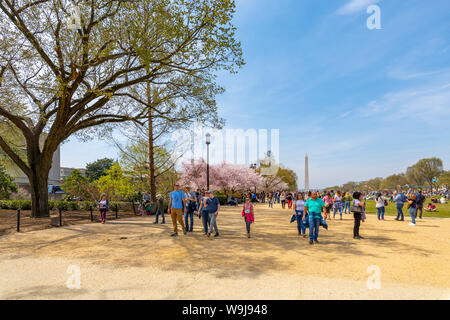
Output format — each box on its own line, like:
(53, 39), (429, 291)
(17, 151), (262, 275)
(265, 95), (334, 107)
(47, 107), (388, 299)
(97, 193), (109, 224)
(242, 197), (255, 238)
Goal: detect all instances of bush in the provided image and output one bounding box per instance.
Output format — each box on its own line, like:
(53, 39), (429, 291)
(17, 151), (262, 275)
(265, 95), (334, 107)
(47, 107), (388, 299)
(48, 200), (57, 210)
(0, 200), (7, 209)
(78, 201), (95, 211)
(0, 199), (136, 211)
(0, 199), (31, 210)
(216, 195), (227, 205)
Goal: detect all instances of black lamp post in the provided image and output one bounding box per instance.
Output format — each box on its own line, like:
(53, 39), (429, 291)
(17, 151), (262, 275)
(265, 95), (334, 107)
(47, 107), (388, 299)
(206, 133), (211, 190)
(250, 162), (257, 194)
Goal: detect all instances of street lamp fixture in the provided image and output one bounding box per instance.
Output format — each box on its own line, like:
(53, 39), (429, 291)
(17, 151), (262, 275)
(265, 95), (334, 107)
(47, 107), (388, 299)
(205, 133), (211, 190)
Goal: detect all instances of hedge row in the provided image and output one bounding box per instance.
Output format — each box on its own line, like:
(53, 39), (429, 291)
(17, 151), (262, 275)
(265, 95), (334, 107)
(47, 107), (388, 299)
(0, 200), (134, 211)
(0, 197), (236, 211)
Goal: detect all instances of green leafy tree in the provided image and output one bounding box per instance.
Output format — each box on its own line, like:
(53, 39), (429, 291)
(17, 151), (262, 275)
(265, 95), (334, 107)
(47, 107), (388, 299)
(0, 0), (243, 217)
(277, 167), (298, 190)
(380, 173), (408, 190)
(357, 177), (383, 191)
(115, 76), (223, 200)
(413, 158), (444, 191)
(437, 171), (450, 189)
(96, 163), (134, 201)
(85, 158), (115, 182)
(119, 140), (177, 196)
(406, 165), (425, 187)
(61, 169), (99, 201)
(0, 163), (17, 199)
(342, 181), (358, 192)
(324, 186), (341, 192)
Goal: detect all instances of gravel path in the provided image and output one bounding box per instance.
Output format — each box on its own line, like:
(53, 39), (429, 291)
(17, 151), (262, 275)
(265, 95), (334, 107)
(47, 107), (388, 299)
(1, 204), (449, 300)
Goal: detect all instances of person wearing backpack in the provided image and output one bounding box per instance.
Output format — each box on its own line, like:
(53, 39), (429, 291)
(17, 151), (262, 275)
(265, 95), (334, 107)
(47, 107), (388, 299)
(394, 190), (406, 221)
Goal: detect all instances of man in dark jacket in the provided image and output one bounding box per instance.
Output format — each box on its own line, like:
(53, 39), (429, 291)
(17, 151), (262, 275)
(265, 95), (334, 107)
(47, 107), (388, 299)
(415, 190), (426, 219)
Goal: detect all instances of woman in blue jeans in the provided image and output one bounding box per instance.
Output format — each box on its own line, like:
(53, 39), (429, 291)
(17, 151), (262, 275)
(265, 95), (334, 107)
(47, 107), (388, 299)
(293, 193), (307, 237)
(407, 193), (417, 226)
(333, 190), (344, 220)
(343, 192), (352, 214)
(375, 192), (386, 220)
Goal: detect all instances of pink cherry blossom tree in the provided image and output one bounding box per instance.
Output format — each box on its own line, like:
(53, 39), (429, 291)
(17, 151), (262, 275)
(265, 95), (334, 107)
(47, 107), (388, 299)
(177, 159), (209, 190)
(177, 160), (265, 193)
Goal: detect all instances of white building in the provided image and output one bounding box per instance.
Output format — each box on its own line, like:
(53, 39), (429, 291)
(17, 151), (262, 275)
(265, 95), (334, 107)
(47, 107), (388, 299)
(1, 145), (61, 186)
(60, 167), (86, 182)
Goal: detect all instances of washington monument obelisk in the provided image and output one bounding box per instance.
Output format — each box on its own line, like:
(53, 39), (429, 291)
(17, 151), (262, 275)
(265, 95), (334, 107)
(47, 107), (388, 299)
(305, 154), (309, 191)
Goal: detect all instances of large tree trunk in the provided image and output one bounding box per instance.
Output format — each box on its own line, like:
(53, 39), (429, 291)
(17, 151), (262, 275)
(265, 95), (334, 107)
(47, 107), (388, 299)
(147, 82), (156, 201)
(29, 170), (50, 218)
(27, 138), (52, 218)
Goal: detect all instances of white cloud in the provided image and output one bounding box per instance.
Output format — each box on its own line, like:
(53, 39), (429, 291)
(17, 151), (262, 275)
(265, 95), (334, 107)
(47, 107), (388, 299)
(336, 0), (380, 15)
(359, 83), (450, 123)
(387, 67), (450, 80)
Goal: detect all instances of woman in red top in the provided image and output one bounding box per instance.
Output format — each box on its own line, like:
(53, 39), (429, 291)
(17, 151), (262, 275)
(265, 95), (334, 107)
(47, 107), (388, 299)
(242, 197), (255, 238)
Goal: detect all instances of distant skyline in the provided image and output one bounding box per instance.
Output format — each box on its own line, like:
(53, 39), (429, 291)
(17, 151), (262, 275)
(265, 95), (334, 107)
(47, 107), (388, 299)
(62, 0), (450, 188)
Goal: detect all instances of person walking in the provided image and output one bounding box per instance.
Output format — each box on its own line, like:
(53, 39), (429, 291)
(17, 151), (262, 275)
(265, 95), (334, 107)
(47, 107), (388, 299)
(280, 192), (286, 209)
(394, 190), (406, 221)
(184, 188), (197, 232)
(415, 190), (425, 219)
(198, 191), (210, 235)
(293, 193), (307, 237)
(268, 192), (274, 208)
(375, 192), (386, 220)
(206, 190), (220, 237)
(154, 194), (165, 224)
(168, 183), (186, 237)
(242, 197), (255, 238)
(352, 192), (366, 239)
(407, 193), (417, 226)
(304, 191), (325, 245)
(333, 190), (344, 220)
(97, 193), (109, 224)
(286, 191), (293, 209)
(323, 192), (333, 220)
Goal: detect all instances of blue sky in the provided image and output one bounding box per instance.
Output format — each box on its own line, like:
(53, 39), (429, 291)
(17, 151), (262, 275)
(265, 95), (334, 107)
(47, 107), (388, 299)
(62, 0), (450, 188)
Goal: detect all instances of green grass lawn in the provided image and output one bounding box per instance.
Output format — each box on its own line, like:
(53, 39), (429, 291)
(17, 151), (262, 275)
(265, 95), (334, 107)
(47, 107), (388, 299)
(364, 198), (450, 218)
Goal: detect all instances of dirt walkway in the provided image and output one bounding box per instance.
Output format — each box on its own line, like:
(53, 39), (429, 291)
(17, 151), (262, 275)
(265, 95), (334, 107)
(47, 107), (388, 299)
(1, 204), (449, 299)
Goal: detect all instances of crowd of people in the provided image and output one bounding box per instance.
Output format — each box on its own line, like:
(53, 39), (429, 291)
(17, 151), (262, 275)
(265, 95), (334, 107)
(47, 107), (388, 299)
(95, 185), (448, 243)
